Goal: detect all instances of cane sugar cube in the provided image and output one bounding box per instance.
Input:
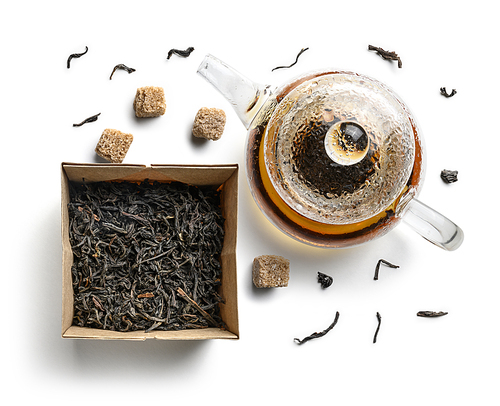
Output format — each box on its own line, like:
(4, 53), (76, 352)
(95, 129), (133, 163)
(133, 86), (166, 118)
(253, 255), (290, 288)
(192, 107), (226, 140)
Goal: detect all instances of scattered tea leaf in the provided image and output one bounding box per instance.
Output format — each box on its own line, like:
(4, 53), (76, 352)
(374, 259), (400, 280)
(294, 311), (340, 345)
(73, 113), (101, 127)
(272, 47), (309, 71)
(373, 312), (382, 343)
(109, 64), (136, 80)
(417, 311), (448, 317)
(440, 87), (457, 98)
(67, 46), (89, 69)
(167, 47), (195, 59)
(440, 169), (458, 183)
(317, 271), (333, 288)
(368, 45), (402, 68)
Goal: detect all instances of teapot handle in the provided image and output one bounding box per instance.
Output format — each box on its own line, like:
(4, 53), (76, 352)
(402, 198), (464, 251)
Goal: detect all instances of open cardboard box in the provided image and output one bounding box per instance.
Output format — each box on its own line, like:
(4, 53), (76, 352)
(61, 163), (239, 340)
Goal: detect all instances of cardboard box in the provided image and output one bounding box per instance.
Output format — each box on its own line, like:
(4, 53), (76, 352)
(61, 163), (239, 340)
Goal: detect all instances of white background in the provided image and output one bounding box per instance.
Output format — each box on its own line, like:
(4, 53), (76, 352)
(1, 1), (499, 405)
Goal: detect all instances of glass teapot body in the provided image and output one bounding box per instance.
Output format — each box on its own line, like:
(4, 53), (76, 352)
(245, 70), (425, 248)
(198, 55), (462, 250)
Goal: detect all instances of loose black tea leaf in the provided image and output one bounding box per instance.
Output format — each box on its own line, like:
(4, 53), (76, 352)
(317, 272), (333, 288)
(292, 119), (378, 199)
(109, 64), (136, 80)
(68, 180), (226, 332)
(177, 287), (219, 327)
(167, 47), (195, 59)
(67, 46), (89, 69)
(374, 259), (399, 280)
(294, 311), (340, 345)
(373, 312), (382, 343)
(73, 113), (101, 127)
(272, 47), (309, 71)
(368, 45), (402, 68)
(417, 311), (448, 317)
(441, 169), (458, 183)
(440, 87), (457, 98)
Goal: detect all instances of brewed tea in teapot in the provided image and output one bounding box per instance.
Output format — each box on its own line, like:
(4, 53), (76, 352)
(198, 54), (463, 250)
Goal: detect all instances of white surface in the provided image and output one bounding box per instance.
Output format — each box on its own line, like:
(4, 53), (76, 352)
(2, 1), (498, 405)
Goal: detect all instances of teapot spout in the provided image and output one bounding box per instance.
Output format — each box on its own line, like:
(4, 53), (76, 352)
(197, 54), (273, 129)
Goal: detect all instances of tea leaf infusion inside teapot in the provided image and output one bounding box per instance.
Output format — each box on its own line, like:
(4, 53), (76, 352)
(292, 117), (378, 199)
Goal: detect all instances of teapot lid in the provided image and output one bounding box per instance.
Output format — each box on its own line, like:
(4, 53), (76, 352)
(263, 71), (416, 225)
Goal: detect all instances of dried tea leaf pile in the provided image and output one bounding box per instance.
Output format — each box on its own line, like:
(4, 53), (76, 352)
(68, 180), (225, 332)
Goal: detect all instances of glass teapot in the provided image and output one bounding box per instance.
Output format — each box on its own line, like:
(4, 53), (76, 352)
(197, 54), (464, 250)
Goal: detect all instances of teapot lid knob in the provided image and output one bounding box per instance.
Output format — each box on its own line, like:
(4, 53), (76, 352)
(324, 121), (370, 166)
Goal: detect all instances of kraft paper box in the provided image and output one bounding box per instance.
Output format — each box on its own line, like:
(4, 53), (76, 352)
(61, 163), (239, 340)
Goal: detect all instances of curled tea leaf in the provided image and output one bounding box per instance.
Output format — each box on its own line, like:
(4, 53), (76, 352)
(317, 272), (333, 288)
(167, 47), (195, 59)
(67, 46), (88, 69)
(73, 113), (101, 127)
(440, 87), (457, 98)
(109, 64), (136, 80)
(368, 45), (402, 68)
(272, 47), (309, 71)
(374, 259), (399, 280)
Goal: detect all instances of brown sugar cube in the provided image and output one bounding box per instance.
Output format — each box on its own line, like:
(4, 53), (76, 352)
(253, 255), (290, 288)
(95, 129), (133, 163)
(192, 107), (226, 140)
(133, 86), (166, 117)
